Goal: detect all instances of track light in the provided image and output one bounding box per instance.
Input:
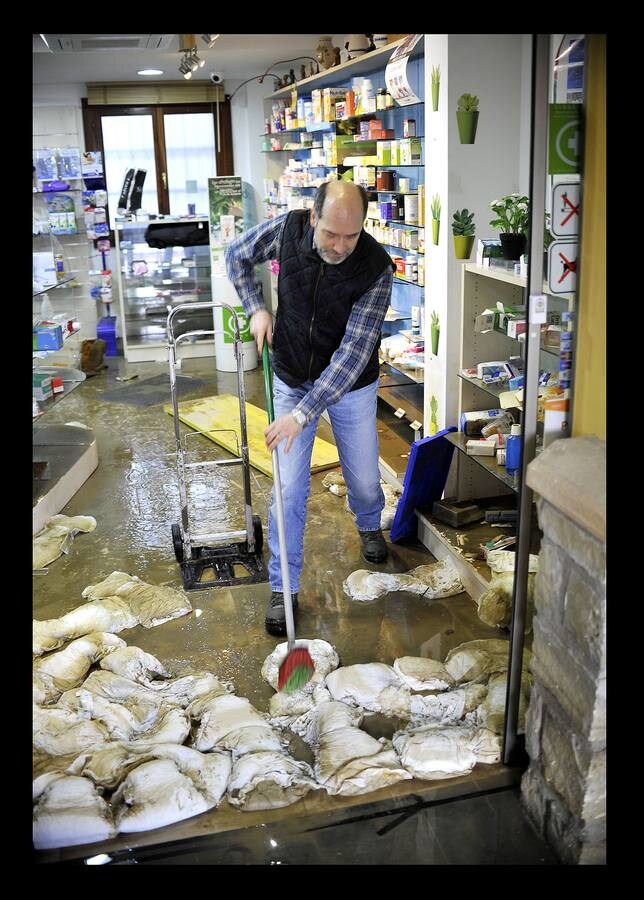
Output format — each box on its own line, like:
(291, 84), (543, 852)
(178, 59), (193, 79)
(201, 34), (220, 48)
(189, 49), (204, 69)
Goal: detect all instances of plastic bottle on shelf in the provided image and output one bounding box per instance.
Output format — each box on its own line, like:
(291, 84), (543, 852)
(40, 292), (54, 321)
(505, 424), (522, 477)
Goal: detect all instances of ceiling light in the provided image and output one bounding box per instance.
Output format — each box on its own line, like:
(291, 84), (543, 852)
(188, 50), (203, 70)
(201, 34), (220, 48)
(137, 68), (164, 76)
(178, 59), (193, 79)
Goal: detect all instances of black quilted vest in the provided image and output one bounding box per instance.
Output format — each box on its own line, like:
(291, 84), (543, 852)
(273, 210), (394, 391)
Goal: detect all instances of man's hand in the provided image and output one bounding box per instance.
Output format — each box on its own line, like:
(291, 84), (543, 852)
(250, 309), (273, 354)
(265, 413), (302, 454)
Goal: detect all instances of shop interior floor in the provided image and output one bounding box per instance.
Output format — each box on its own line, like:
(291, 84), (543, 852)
(33, 355), (546, 865)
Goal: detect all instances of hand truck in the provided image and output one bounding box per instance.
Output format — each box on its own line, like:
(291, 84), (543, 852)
(167, 301), (267, 591)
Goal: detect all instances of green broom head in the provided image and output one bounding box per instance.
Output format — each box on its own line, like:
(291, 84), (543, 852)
(278, 645), (315, 693)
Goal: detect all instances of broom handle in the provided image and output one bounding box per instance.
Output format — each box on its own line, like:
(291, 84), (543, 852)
(262, 343), (296, 649)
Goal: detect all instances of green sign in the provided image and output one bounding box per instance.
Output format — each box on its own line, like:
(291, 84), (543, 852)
(222, 305), (252, 344)
(548, 104), (582, 175)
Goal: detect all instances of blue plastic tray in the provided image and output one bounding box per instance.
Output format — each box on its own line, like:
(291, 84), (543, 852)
(389, 426), (458, 542)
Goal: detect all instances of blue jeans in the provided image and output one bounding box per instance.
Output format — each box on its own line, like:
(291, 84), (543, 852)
(269, 374), (385, 593)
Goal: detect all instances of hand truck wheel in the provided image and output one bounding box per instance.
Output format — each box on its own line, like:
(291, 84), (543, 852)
(171, 523), (184, 562)
(252, 515), (263, 553)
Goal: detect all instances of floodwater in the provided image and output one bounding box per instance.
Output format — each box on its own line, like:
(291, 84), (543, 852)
(33, 355), (519, 863)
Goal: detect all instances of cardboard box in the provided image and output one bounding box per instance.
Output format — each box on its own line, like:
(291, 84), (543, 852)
(466, 439), (496, 456)
(476, 238), (503, 267)
(33, 373), (53, 401)
(34, 323), (63, 350)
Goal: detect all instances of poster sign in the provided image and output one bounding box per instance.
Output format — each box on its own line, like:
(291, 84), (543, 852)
(548, 240), (578, 294)
(551, 182), (580, 238)
(208, 176), (243, 276)
(385, 34), (423, 106)
(548, 104), (582, 174)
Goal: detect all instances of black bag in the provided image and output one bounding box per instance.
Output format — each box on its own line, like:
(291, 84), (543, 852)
(145, 222), (209, 248)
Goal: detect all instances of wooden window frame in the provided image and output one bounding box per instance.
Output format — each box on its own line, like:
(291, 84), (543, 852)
(82, 98), (234, 216)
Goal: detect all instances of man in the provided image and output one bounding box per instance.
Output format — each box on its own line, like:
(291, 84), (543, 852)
(225, 181), (394, 636)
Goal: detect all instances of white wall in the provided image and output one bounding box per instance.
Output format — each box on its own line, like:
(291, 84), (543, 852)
(423, 34), (527, 438)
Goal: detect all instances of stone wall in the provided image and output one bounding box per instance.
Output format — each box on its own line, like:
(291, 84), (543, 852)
(521, 436), (606, 865)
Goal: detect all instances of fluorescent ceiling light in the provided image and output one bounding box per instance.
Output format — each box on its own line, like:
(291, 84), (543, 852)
(137, 68), (164, 75)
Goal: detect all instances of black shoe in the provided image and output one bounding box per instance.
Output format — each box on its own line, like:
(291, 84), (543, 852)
(265, 590), (299, 637)
(358, 529), (388, 564)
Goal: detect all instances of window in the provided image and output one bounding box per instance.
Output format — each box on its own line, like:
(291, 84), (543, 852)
(82, 100), (234, 226)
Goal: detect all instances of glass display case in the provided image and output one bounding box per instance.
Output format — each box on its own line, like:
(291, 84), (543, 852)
(114, 217), (215, 362)
(33, 191), (85, 387)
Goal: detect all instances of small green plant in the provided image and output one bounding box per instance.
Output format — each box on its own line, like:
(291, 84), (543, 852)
(431, 65), (440, 87)
(431, 310), (439, 327)
(489, 193), (529, 235)
(430, 394), (439, 435)
(457, 93), (479, 112)
(431, 194), (441, 220)
(451, 208), (475, 236)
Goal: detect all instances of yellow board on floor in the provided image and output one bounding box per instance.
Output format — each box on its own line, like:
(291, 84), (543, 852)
(165, 394), (339, 478)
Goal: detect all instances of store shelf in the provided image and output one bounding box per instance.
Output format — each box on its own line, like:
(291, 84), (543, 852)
(33, 377), (84, 416)
(33, 276), (76, 297)
(384, 362), (424, 384)
(378, 240), (424, 255)
(445, 431), (518, 493)
(457, 372), (508, 400)
(464, 263), (574, 302)
(378, 381), (424, 425)
(367, 218), (424, 229)
(394, 275), (423, 287)
(400, 329), (424, 343)
(267, 37), (421, 98)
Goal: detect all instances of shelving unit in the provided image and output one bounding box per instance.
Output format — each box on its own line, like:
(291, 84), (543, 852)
(262, 38), (425, 482)
(113, 217), (214, 363)
(417, 261), (573, 598)
(32, 168), (98, 535)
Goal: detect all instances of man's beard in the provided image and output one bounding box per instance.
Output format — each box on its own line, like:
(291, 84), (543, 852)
(316, 246), (350, 265)
(313, 227), (351, 265)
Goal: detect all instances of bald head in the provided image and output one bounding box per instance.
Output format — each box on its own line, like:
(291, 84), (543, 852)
(310, 181), (367, 265)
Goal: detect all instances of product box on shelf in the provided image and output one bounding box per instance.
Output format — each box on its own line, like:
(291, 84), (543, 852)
(33, 373), (53, 400)
(399, 138), (422, 165)
(466, 438), (496, 456)
(476, 238), (503, 267)
(323, 88), (346, 121)
(33, 323), (63, 351)
(460, 408), (505, 436)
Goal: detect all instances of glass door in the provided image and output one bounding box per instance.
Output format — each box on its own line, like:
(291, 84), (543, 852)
(163, 112), (217, 217)
(101, 114), (159, 222)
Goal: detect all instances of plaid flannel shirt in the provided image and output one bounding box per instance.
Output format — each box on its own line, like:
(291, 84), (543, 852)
(225, 213), (392, 424)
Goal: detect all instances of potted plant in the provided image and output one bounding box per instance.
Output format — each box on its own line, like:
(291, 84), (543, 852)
(456, 93), (479, 144)
(489, 193), (529, 260)
(429, 394), (438, 436)
(431, 194), (441, 245)
(431, 65), (440, 111)
(452, 208), (475, 259)
(430, 310), (440, 356)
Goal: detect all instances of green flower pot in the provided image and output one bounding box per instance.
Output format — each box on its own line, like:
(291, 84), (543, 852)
(431, 218), (440, 245)
(456, 110), (479, 144)
(431, 82), (440, 112)
(453, 235), (474, 259)
(431, 324), (440, 356)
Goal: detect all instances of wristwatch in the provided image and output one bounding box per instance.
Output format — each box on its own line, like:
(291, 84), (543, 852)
(291, 408), (307, 428)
